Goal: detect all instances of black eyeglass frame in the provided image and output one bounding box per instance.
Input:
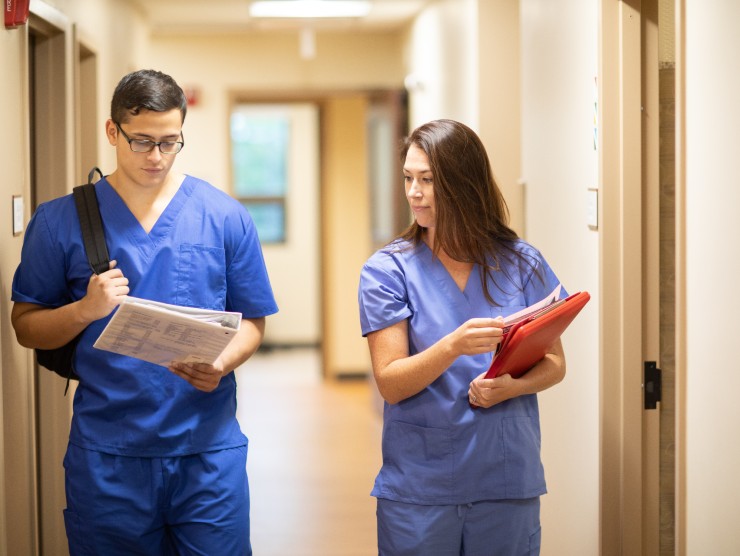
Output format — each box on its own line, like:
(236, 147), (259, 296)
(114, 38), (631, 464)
(114, 121), (185, 154)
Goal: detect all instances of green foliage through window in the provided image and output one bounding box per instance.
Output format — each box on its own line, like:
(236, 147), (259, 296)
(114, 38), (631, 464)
(231, 110), (290, 243)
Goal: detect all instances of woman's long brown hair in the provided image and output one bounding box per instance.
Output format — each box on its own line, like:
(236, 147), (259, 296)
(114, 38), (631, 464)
(399, 119), (538, 304)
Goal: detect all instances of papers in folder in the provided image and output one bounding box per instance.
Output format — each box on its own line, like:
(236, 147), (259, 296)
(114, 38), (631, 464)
(93, 296), (242, 367)
(485, 286), (590, 379)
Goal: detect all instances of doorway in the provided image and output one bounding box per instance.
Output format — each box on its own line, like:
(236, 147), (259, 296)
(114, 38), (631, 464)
(230, 102), (322, 349)
(599, 0), (676, 553)
(28, 7), (83, 555)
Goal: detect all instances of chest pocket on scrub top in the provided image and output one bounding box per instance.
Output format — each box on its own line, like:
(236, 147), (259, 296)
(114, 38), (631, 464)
(175, 244), (227, 310)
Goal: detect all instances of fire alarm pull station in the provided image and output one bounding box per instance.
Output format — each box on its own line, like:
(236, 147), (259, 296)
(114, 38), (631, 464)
(5, 0), (30, 29)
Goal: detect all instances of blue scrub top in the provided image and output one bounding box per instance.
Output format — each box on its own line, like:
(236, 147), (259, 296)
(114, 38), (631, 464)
(358, 239), (566, 505)
(12, 176), (278, 457)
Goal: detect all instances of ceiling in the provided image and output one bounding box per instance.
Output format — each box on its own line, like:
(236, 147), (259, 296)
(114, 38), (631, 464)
(128, 0), (434, 36)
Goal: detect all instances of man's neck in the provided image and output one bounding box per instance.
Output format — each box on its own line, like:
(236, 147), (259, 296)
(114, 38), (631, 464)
(107, 171), (184, 233)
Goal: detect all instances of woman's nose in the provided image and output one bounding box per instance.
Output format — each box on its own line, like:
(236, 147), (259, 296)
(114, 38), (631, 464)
(407, 180), (422, 197)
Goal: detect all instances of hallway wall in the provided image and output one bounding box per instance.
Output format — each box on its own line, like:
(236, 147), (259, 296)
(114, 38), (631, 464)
(684, 1), (740, 552)
(0, 23), (28, 556)
(521, 1), (600, 553)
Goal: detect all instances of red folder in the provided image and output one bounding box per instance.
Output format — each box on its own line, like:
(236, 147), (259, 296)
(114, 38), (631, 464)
(484, 291), (590, 379)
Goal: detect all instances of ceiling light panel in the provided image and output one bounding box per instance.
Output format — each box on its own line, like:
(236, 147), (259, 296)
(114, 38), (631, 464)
(250, 1), (372, 19)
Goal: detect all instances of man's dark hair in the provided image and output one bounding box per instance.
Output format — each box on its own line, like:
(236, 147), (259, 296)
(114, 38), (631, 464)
(110, 69), (187, 124)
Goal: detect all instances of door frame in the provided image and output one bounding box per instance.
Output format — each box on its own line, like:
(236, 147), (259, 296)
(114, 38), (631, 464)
(599, 0), (662, 553)
(29, 2), (76, 554)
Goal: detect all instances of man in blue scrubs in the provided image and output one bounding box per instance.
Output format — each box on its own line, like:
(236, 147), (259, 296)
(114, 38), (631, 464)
(11, 69), (277, 555)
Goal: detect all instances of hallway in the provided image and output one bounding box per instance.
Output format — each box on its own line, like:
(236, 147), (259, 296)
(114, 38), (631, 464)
(235, 348), (382, 555)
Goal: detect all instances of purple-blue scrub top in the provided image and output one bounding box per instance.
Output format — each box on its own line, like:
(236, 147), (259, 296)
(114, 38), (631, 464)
(358, 239), (566, 505)
(12, 176), (278, 457)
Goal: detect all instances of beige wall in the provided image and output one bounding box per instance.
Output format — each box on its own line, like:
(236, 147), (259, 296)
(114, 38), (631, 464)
(403, 0), (478, 128)
(520, 1), (600, 554)
(0, 20), (31, 556)
(477, 0), (524, 238)
(683, 1), (740, 552)
(146, 30), (405, 192)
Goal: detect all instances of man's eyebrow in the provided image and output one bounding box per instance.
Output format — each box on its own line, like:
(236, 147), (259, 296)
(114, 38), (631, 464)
(129, 130), (181, 140)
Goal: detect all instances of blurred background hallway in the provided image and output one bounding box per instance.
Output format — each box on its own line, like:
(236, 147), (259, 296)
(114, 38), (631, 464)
(236, 348), (382, 555)
(5, 0), (740, 554)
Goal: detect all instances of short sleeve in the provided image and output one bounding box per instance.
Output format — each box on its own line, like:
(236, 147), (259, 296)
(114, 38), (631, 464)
(358, 256), (412, 337)
(224, 206), (279, 318)
(12, 202), (76, 307)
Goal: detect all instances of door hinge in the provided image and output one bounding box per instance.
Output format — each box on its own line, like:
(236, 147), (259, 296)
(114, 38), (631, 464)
(644, 361), (662, 410)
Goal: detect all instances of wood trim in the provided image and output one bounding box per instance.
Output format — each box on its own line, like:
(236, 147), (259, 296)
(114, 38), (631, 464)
(641, 1), (661, 554)
(673, 0), (687, 553)
(599, 0), (645, 553)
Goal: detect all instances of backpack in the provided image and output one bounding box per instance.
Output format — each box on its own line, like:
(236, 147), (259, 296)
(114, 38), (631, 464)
(35, 167), (109, 393)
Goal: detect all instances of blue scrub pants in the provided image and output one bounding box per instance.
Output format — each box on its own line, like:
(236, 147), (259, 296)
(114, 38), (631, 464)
(377, 497), (541, 556)
(63, 443), (251, 556)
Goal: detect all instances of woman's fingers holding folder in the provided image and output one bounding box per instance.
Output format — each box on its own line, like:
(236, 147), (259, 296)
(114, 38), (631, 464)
(449, 317), (505, 357)
(468, 371), (522, 408)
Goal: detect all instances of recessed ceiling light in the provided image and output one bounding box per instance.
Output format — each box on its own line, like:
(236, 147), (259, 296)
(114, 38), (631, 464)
(250, 1), (372, 19)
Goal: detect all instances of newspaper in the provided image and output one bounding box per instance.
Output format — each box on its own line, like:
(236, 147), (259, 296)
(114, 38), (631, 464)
(93, 296), (242, 367)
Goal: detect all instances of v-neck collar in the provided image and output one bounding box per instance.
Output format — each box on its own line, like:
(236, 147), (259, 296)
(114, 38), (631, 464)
(97, 176), (193, 258)
(417, 242), (476, 302)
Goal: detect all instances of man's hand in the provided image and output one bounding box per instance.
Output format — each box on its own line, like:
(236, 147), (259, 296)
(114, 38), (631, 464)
(11, 260), (130, 349)
(78, 260), (130, 322)
(168, 360), (226, 392)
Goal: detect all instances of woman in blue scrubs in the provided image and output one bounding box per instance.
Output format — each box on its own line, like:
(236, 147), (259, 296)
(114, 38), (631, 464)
(358, 119), (567, 555)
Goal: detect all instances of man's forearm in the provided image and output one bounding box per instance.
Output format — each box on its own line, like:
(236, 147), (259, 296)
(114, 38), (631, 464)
(216, 317), (266, 373)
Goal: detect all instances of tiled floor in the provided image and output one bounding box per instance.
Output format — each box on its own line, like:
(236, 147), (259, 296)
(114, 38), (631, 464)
(235, 348), (383, 555)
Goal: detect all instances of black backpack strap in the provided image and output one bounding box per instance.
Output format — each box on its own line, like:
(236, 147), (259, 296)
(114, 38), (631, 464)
(73, 167), (109, 275)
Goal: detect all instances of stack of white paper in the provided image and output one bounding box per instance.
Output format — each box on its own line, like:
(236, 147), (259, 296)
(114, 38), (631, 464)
(93, 296), (241, 367)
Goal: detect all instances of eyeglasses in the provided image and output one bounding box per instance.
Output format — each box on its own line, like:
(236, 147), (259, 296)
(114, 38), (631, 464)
(114, 122), (185, 154)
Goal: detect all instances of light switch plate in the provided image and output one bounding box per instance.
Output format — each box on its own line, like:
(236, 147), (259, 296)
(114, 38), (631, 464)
(586, 188), (598, 229)
(13, 195), (24, 236)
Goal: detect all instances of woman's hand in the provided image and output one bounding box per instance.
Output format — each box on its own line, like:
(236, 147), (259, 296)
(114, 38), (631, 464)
(446, 317), (505, 358)
(468, 338), (566, 408)
(368, 317), (506, 405)
(468, 371), (522, 408)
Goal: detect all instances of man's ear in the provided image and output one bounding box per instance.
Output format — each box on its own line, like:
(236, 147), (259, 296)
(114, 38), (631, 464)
(105, 119), (117, 146)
